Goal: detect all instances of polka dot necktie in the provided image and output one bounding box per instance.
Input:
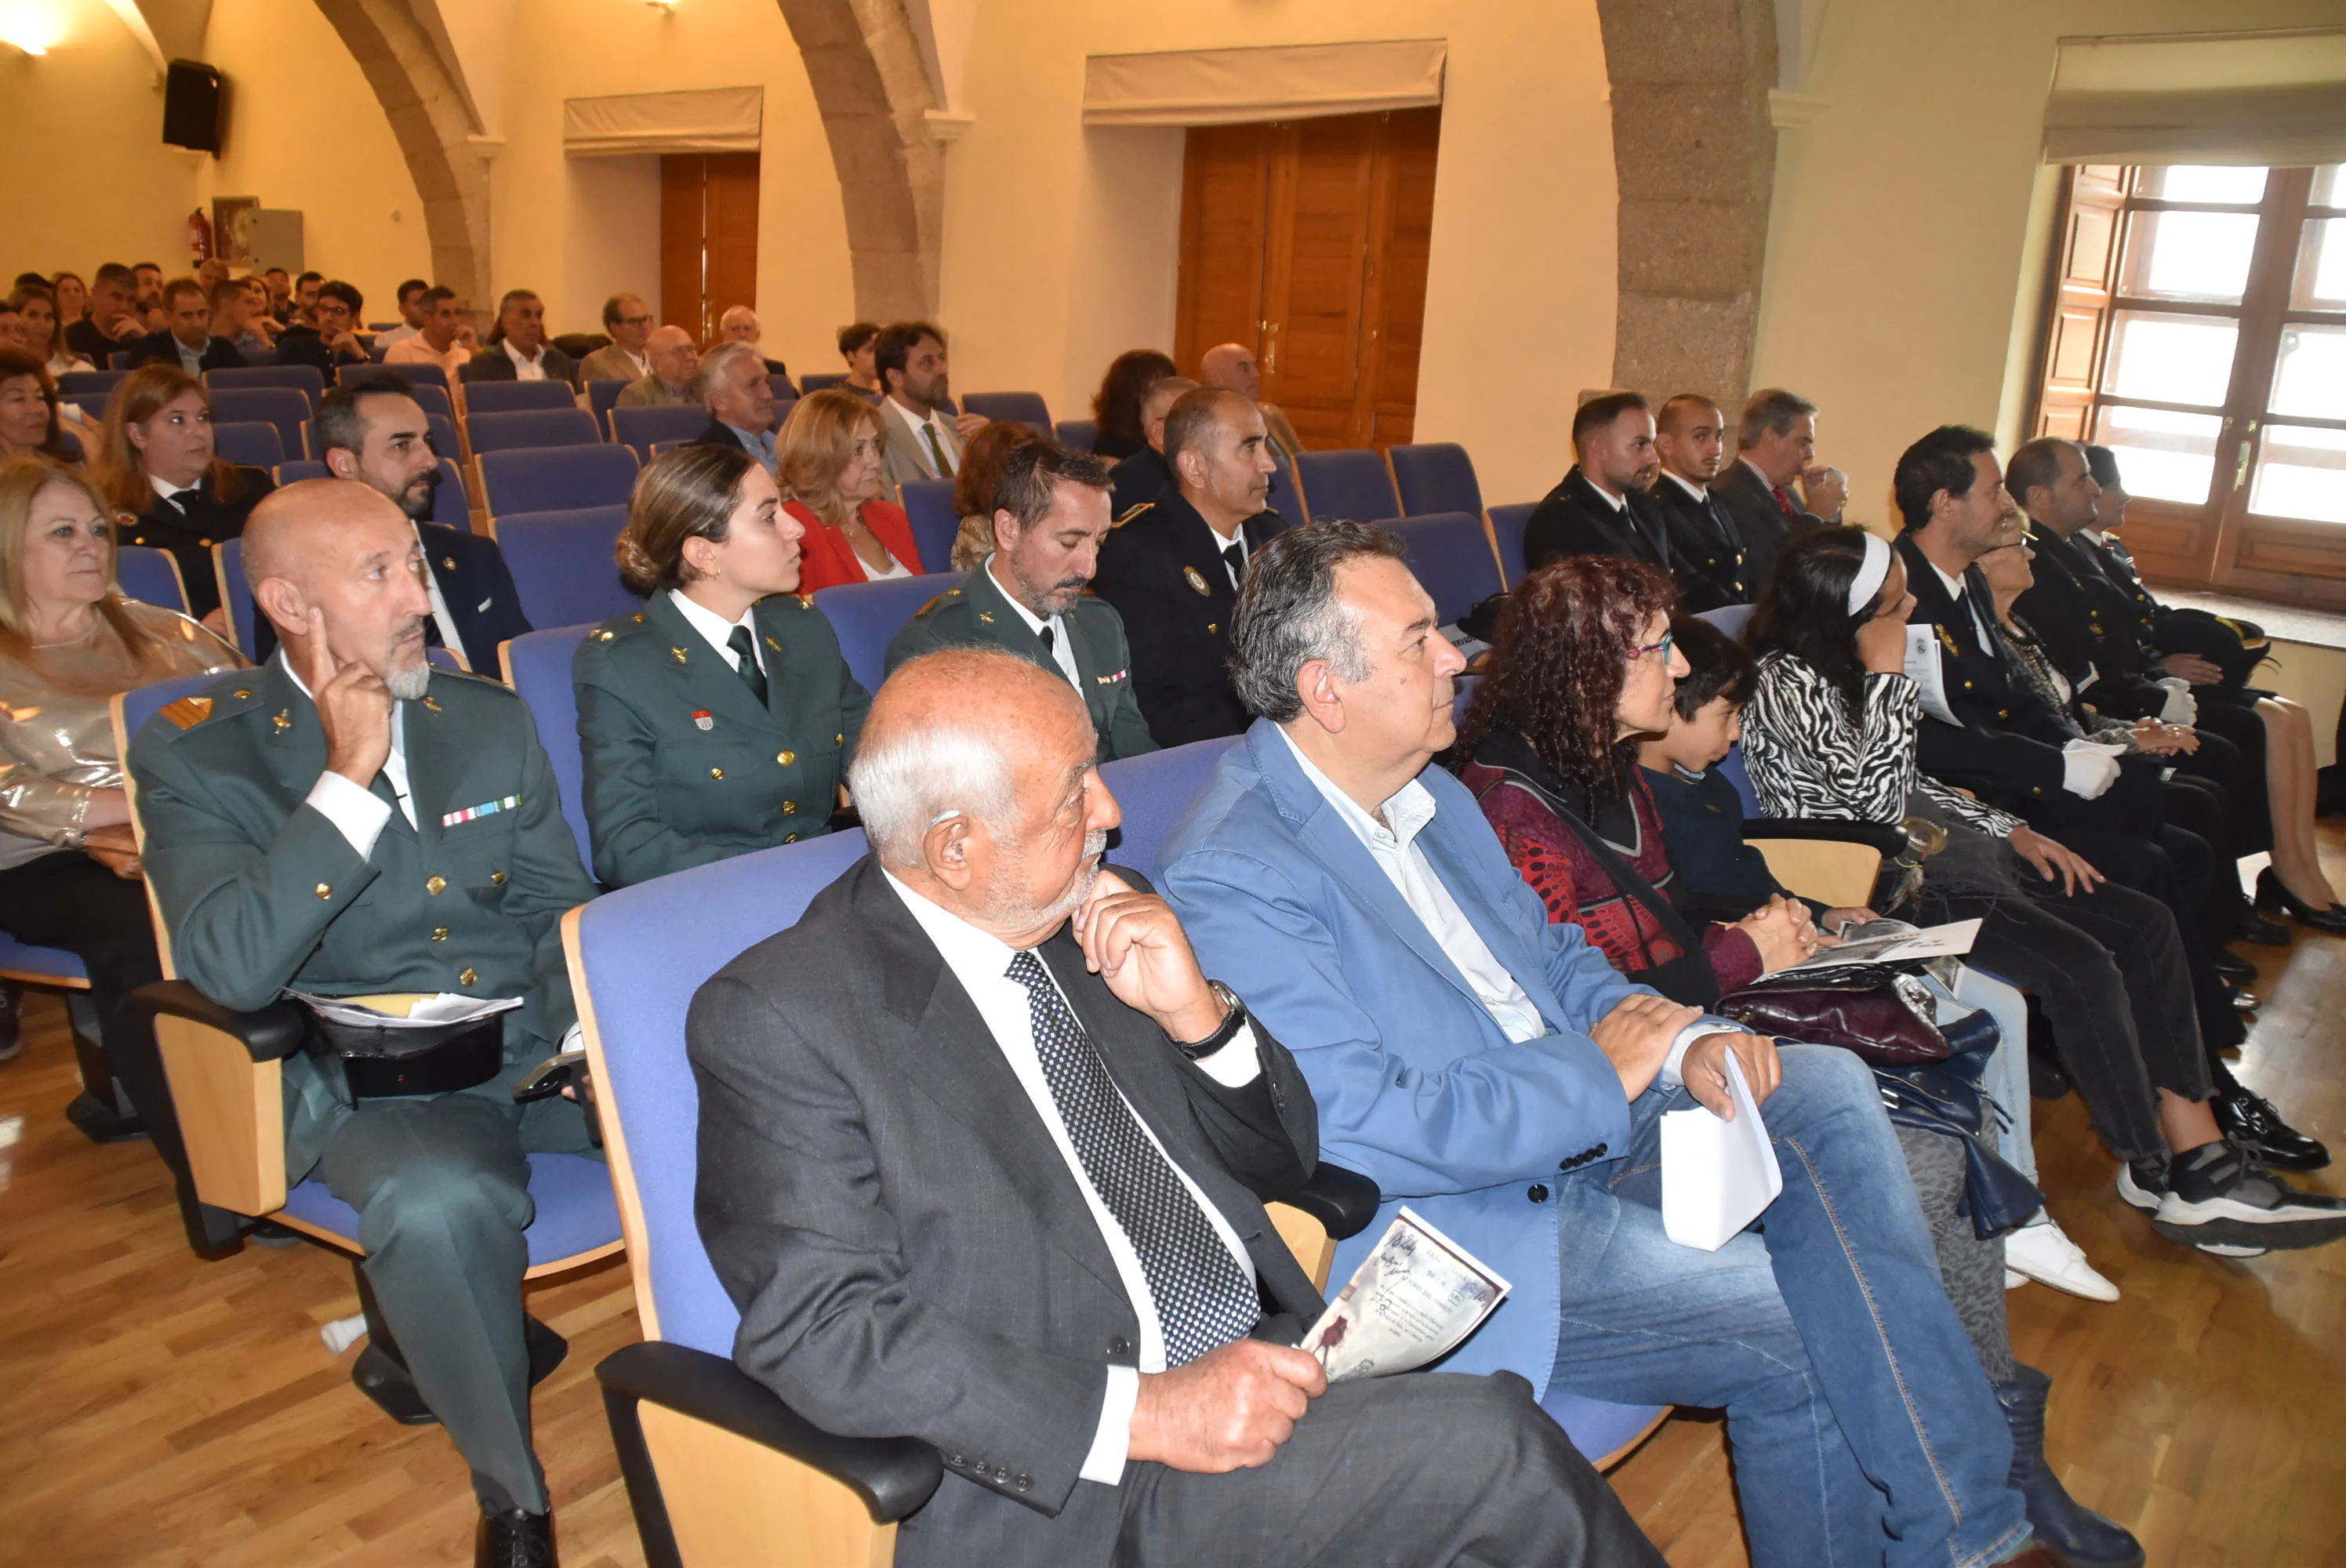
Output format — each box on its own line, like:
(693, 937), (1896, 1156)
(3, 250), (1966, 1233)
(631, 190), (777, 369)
(1005, 949), (1258, 1367)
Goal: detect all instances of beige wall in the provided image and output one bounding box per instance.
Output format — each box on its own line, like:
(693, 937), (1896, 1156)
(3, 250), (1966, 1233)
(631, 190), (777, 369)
(1, 0), (202, 289)
(1752, 0), (2346, 533)
(940, 0), (1618, 508)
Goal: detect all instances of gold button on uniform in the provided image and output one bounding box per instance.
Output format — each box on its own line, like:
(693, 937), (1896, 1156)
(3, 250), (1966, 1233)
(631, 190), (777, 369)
(834, 733), (844, 745)
(426, 875), (447, 895)
(314, 883), (332, 899)
(458, 967), (477, 987)
(776, 750), (795, 767)
(783, 833), (798, 844)
(489, 870), (507, 885)
(710, 767), (724, 780)
(782, 800), (797, 815)
(431, 927), (449, 942)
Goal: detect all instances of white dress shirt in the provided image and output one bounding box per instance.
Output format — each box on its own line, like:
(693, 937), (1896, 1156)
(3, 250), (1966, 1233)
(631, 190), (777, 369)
(886, 396), (958, 476)
(1274, 726), (1707, 1086)
(149, 472), (201, 506)
(987, 556), (1080, 687)
(667, 588), (765, 677)
(860, 550), (913, 582)
(376, 322), (421, 349)
(416, 529), (465, 659)
(881, 870), (1262, 1486)
(1661, 470), (1709, 502)
(172, 337), (205, 377)
(502, 340), (548, 381)
(1582, 477), (1628, 513)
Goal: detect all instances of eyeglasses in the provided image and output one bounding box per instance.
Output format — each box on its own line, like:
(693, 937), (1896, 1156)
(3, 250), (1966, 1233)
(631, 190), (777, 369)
(1630, 630), (1676, 663)
(616, 314), (653, 328)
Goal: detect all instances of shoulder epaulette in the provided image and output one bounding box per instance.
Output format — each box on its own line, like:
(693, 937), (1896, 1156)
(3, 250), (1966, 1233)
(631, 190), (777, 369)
(594, 611), (652, 644)
(1113, 502), (1154, 528)
(158, 695), (212, 729)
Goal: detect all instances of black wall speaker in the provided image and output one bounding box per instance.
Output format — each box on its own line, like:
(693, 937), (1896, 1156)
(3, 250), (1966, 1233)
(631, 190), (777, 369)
(163, 60), (225, 154)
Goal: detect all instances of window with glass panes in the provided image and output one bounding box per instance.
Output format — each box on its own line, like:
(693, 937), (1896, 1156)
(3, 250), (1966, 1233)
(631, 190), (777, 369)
(2032, 163), (2346, 602)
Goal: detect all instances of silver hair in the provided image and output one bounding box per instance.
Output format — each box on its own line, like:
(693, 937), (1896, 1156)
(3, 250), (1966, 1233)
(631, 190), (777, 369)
(694, 340), (765, 408)
(1226, 521), (1409, 723)
(849, 716), (1020, 866)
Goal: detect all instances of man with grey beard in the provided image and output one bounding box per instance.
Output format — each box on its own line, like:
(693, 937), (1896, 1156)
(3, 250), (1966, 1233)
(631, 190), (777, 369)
(129, 478), (599, 1566)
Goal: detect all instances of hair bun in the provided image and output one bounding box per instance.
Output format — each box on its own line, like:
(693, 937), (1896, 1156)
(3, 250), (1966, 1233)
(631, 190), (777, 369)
(614, 526), (663, 598)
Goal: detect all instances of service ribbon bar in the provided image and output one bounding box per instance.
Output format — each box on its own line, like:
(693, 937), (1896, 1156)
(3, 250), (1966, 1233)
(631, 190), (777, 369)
(442, 795), (521, 828)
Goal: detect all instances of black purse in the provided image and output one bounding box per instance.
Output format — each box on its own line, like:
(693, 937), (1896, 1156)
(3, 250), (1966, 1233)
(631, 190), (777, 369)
(1871, 1046), (2042, 1240)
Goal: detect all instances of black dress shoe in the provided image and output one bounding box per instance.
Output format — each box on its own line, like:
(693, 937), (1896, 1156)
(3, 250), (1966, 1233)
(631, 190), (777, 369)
(2255, 868), (2346, 934)
(2230, 987), (2259, 1013)
(475, 1506), (555, 1568)
(2211, 949), (2257, 984)
(2213, 1084), (2331, 1171)
(2235, 909), (2292, 947)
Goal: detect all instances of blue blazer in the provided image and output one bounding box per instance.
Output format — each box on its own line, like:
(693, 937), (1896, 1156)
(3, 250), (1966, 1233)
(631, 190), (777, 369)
(1161, 720), (1656, 1392)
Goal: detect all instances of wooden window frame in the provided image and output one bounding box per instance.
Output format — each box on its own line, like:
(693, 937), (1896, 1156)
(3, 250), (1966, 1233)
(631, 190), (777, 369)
(2028, 162), (2346, 609)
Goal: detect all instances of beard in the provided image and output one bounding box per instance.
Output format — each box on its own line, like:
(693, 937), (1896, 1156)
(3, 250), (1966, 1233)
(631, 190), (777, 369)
(384, 642), (433, 702)
(985, 827), (1109, 934)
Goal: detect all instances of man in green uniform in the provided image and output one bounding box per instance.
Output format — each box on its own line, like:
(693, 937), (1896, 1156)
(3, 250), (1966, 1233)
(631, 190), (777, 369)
(129, 480), (597, 1568)
(885, 441), (1157, 761)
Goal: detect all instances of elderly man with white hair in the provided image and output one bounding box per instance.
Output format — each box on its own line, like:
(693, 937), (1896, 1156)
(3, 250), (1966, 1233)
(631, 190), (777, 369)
(717, 303), (790, 377)
(129, 479), (600, 1566)
(686, 339), (779, 473)
(687, 646), (1662, 1568)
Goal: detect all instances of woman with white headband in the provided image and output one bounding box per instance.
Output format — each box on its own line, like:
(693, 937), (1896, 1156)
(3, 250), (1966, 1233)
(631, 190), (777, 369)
(1739, 525), (2346, 1265)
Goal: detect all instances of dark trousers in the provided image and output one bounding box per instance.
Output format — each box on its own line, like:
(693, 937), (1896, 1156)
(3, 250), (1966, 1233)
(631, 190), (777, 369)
(1109, 1372), (1663, 1568)
(0, 851), (203, 1210)
(1925, 871), (2210, 1165)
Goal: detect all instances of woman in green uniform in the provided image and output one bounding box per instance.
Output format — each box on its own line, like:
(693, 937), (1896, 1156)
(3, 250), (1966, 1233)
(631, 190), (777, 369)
(573, 443), (870, 887)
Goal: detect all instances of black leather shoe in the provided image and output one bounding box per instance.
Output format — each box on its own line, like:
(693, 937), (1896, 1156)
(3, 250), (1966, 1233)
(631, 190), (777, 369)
(2230, 987), (2259, 1013)
(475, 1507), (555, 1568)
(2256, 868), (2346, 934)
(1996, 1364), (2144, 1567)
(2213, 1084), (2330, 1171)
(2234, 909), (2292, 947)
(2210, 949), (2256, 984)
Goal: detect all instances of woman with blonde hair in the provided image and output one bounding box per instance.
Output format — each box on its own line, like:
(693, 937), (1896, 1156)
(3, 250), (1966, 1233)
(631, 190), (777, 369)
(573, 442), (870, 888)
(0, 454), (242, 1249)
(95, 363), (273, 626)
(777, 387), (924, 592)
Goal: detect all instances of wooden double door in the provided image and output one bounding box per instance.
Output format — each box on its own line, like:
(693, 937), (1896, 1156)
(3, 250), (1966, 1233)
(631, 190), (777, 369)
(661, 152), (761, 347)
(1175, 107), (1440, 450)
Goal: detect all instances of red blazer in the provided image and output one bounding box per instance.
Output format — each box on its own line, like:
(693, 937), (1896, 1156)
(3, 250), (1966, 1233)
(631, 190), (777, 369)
(787, 499), (923, 593)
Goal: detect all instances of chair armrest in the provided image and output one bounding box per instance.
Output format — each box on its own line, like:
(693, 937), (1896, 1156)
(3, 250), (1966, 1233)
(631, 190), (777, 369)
(133, 980), (306, 1062)
(1280, 1162), (1382, 1242)
(1738, 819), (1908, 857)
(597, 1341), (943, 1525)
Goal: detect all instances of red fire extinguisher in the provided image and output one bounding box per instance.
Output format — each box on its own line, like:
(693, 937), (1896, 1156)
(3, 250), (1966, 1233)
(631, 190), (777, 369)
(188, 208), (213, 263)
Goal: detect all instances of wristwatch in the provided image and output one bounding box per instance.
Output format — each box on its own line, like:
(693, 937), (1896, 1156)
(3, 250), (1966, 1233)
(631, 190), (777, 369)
(1168, 980), (1246, 1060)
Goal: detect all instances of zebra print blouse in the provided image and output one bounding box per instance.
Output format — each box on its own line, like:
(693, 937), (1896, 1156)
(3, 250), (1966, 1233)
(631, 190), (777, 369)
(1741, 652), (2021, 838)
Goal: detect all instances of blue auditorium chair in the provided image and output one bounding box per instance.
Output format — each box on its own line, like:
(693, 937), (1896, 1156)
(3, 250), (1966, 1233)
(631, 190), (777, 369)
(797, 372), (849, 394)
(587, 379), (631, 434)
(478, 443), (640, 517)
(114, 545), (188, 614)
(467, 408), (603, 457)
(1097, 737), (1240, 881)
(1387, 442), (1484, 517)
(770, 372), (800, 410)
(611, 403), (710, 463)
(1384, 510), (1504, 626)
(1054, 419), (1097, 452)
(1487, 501), (1534, 587)
(811, 575), (943, 695)
(208, 387), (310, 463)
(461, 379), (579, 416)
(274, 457), (471, 531)
(204, 363), (326, 406)
(961, 391), (1051, 434)
(0, 934), (126, 1142)
(56, 368), (126, 397)
(213, 539), (256, 655)
(1293, 448), (1401, 524)
(500, 625), (599, 873)
(895, 478), (959, 575)
(342, 359), (451, 398)
(209, 420), (285, 471)
(494, 506), (641, 628)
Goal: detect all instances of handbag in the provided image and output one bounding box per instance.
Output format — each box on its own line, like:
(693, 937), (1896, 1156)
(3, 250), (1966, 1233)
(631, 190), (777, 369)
(1717, 963), (1952, 1068)
(1872, 1045), (2043, 1240)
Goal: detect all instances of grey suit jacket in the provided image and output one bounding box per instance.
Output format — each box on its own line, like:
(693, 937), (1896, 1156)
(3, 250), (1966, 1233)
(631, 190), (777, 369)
(688, 857), (1324, 1566)
(878, 399), (965, 492)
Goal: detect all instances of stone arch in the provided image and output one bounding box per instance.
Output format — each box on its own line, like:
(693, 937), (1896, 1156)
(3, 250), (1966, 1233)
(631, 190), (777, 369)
(310, 0), (494, 320)
(772, 0), (946, 321)
(1593, 0), (1779, 407)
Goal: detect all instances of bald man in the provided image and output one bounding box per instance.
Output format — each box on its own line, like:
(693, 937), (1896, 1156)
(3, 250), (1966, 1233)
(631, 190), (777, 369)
(615, 324), (700, 408)
(1092, 389), (1290, 746)
(129, 480), (598, 1566)
(1198, 343), (1305, 463)
(692, 648), (1655, 1568)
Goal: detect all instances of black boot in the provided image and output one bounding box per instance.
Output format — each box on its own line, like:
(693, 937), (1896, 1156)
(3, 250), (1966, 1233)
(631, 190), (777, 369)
(474, 1506), (555, 1568)
(1996, 1364), (2143, 1567)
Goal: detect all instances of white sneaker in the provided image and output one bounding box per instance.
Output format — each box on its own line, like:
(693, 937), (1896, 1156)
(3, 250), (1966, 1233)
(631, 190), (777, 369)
(2004, 1218), (2119, 1301)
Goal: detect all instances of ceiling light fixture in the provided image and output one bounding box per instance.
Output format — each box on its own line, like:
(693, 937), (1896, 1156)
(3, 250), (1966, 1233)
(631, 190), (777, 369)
(0, 0), (67, 55)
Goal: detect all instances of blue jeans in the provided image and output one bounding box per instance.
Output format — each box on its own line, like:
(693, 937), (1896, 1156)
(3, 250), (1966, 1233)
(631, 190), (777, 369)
(1549, 1043), (2028, 1568)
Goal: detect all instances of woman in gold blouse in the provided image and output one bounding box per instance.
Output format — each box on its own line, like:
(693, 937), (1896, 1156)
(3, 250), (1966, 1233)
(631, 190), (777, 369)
(0, 455), (242, 1250)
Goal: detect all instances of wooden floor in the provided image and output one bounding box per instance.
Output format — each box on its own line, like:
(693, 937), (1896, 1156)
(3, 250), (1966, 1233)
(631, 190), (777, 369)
(3, 843), (2342, 1566)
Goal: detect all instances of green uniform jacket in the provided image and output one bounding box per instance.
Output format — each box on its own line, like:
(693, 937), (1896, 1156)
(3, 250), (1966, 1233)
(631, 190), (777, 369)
(882, 561), (1158, 762)
(572, 590), (871, 888)
(128, 657), (598, 1178)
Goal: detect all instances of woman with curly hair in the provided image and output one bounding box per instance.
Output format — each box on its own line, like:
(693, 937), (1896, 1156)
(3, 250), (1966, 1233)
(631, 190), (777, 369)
(1088, 347), (1175, 461)
(947, 418), (1045, 570)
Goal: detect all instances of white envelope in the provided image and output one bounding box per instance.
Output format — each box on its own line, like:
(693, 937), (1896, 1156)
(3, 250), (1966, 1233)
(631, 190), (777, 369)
(1661, 1052), (1784, 1250)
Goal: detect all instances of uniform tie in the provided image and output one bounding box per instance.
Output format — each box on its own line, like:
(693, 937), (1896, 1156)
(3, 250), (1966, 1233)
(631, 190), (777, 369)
(1004, 949), (1258, 1367)
(727, 624), (769, 706)
(1222, 539), (1246, 588)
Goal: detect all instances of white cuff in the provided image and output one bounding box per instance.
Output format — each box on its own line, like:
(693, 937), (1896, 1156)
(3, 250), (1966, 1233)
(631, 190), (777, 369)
(1659, 1019), (1744, 1090)
(1080, 1365), (1140, 1485)
(306, 770), (394, 860)
(1191, 1022), (1262, 1089)
(2059, 740), (2122, 800)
